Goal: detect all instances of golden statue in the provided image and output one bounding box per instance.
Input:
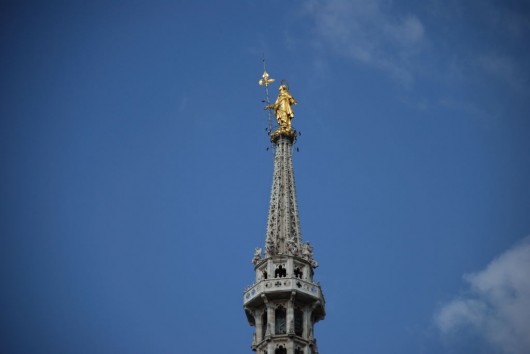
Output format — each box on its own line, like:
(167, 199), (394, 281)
(266, 84), (297, 133)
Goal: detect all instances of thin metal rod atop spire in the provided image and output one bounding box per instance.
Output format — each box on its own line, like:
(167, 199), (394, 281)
(258, 55), (275, 135)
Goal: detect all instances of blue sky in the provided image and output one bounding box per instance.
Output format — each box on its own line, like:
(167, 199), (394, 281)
(1, 1), (529, 353)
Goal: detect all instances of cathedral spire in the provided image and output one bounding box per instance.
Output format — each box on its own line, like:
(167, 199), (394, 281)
(244, 69), (325, 354)
(264, 133), (306, 259)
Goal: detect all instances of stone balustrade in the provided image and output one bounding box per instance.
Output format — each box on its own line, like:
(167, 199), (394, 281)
(244, 277), (322, 305)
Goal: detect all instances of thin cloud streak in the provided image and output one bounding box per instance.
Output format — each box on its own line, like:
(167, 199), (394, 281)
(478, 54), (527, 94)
(304, 0), (426, 84)
(304, 0), (530, 97)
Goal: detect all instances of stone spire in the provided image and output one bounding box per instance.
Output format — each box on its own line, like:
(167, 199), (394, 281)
(244, 75), (325, 354)
(264, 134), (303, 257)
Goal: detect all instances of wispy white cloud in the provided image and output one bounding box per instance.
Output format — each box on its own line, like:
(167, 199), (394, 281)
(304, 0), (426, 84)
(304, 0), (530, 96)
(435, 237), (530, 354)
(429, 0), (529, 95)
(478, 54), (527, 94)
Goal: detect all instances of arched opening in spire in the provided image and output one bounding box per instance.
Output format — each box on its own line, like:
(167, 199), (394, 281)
(294, 267), (303, 279)
(275, 345), (287, 354)
(274, 265), (286, 278)
(294, 307), (304, 336)
(275, 306), (286, 334)
(262, 311), (268, 337)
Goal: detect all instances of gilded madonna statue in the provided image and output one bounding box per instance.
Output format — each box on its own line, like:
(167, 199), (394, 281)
(266, 84), (297, 133)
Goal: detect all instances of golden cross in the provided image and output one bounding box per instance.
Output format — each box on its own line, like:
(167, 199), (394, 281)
(259, 70), (275, 87)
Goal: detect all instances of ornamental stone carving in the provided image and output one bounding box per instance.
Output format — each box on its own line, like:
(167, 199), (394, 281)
(252, 247), (262, 265)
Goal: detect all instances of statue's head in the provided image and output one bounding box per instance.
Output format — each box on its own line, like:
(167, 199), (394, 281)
(279, 85), (287, 92)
